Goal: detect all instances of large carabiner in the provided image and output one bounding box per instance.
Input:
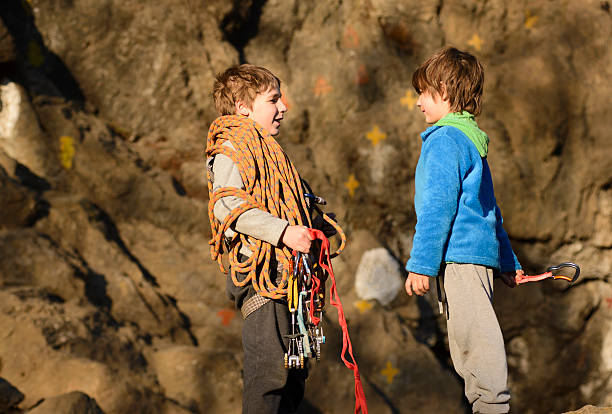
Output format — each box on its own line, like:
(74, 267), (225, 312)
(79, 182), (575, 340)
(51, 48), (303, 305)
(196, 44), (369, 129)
(546, 262), (580, 283)
(515, 262), (581, 285)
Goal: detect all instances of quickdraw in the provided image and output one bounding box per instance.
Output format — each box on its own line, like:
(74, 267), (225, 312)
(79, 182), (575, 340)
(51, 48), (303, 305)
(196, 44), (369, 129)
(284, 224), (368, 414)
(285, 251), (325, 369)
(285, 250), (325, 365)
(515, 262), (581, 285)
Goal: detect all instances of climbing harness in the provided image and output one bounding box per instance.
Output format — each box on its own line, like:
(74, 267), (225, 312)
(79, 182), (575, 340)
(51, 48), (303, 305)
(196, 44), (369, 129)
(515, 262), (581, 285)
(285, 228), (368, 414)
(205, 115), (346, 299)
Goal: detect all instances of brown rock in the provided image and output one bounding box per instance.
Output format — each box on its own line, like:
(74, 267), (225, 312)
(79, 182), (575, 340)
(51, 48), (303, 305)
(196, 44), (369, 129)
(0, 0), (611, 413)
(28, 391), (104, 414)
(0, 377), (24, 412)
(564, 406), (612, 414)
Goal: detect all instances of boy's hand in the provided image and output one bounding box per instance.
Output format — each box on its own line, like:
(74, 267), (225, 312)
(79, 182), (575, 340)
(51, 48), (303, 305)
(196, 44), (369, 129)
(313, 213), (337, 238)
(281, 225), (313, 253)
(500, 269), (522, 288)
(405, 272), (431, 296)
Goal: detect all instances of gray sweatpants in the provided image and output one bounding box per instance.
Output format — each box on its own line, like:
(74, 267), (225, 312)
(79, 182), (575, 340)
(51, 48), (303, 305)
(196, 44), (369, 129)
(441, 263), (511, 414)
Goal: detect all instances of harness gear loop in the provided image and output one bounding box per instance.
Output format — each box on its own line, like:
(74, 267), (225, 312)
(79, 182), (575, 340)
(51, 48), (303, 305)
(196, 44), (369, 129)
(515, 262), (581, 285)
(206, 115), (346, 299)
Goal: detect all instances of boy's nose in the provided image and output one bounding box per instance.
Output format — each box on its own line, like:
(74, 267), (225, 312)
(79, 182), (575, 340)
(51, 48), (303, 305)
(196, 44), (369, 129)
(278, 99), (287, 113)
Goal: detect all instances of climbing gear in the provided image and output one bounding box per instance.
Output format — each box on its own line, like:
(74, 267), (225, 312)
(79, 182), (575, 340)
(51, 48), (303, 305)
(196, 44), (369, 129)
(284, 228), (368, 414)
(284, 251), (325, 368)
(205, 115), (346, 299)
(304, 192), (327, 205)
(515, 262), (580, 285)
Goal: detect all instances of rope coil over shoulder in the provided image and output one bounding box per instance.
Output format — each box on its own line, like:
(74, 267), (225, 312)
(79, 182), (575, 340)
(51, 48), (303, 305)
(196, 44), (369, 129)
(206, 115), (345, 297)
(207, 115), (334, 298)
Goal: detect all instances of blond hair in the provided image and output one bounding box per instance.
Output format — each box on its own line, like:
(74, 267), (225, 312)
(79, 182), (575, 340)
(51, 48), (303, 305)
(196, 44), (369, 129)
(412, 47), (484, 116)
(212, 64), (281, 116)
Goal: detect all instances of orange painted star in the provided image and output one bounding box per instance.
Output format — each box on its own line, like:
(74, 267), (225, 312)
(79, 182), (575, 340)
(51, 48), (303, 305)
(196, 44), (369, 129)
(281, 90), (292, 111)
(217, 308), (236, 326)
(343, 25), (360, 48)
(314, 76), (332, 97)
(354, 64), (370, 85)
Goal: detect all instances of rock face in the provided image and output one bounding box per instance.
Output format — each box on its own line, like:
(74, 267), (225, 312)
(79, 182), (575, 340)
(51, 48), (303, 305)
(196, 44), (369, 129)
(28, 392), (104, 414)
(0, 0), (611, 413)
(0, 377), (24, 413)
(355, 247), (403, 305)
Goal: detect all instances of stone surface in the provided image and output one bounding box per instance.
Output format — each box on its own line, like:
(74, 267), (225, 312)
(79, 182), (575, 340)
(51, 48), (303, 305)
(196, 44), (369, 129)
(0, 0), (611, 413)
(0, 377), (24, 412)
(355, 247), (403, 305)
(564, 406), (612, 414)
(28, 391), (104, 414)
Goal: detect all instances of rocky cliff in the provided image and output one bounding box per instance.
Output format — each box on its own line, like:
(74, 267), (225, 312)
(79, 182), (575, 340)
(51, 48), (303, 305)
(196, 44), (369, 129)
(1, 0), (611, 413)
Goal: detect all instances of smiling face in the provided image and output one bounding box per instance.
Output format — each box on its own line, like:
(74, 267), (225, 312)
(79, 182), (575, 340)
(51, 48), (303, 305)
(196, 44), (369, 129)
(416, 89), (452, 124)
(237, 87), (287, 136)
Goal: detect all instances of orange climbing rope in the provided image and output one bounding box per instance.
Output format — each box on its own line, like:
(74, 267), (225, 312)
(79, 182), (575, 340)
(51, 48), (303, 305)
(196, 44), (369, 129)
(206, 115), (345, 299)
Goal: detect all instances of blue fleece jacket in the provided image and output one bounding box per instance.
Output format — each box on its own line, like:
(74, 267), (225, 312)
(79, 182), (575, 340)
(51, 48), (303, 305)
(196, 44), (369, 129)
(406, 124), (521, 276)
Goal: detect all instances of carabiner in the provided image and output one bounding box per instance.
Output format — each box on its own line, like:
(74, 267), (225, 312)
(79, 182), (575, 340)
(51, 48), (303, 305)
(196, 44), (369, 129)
(515, 262), (581, 285)
(546, 262), (580, 283)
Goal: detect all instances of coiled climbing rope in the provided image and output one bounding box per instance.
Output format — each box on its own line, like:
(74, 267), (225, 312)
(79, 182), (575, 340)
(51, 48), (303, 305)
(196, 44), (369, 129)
(206, 115), (346, 299)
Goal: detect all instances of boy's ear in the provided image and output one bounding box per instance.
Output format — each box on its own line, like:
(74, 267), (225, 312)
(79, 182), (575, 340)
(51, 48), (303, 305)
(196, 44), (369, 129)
(439, 83), (449, 101)
(235, 100), (251, 116)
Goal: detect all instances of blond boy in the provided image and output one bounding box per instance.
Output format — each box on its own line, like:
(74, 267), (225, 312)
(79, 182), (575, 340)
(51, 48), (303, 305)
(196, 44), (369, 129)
(206, 64), (331, 414)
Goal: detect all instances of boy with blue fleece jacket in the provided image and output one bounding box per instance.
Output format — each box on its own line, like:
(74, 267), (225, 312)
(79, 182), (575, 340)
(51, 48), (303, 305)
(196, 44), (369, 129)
(404, 47), (524, 414)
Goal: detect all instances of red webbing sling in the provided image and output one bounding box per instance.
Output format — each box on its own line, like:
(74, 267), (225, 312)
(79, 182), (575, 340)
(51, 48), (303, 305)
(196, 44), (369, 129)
(307, 228), (368, 414)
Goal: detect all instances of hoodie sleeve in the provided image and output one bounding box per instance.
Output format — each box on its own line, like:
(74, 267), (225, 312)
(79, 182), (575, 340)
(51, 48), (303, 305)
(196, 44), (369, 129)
(406, 133), (462, 276)
(495, 205), (522, 272)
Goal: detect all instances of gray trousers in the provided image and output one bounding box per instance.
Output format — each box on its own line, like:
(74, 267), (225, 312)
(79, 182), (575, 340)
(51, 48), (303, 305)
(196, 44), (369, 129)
(440, 263), (511, 414)
(227, 273), (307, 414)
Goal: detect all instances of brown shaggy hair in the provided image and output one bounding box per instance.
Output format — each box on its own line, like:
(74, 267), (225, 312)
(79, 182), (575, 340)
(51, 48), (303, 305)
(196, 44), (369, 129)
(412, 47), (484, 116)
(212, 64), (281, 116)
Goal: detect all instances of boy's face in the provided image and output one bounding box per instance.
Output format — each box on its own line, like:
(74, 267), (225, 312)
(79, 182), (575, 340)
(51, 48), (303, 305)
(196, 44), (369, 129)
(417, 90), (451, 124)
(237, 87), (287, 136)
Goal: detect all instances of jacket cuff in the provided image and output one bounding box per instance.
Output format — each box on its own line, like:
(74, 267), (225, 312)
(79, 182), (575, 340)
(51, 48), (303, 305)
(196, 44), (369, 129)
(405, 261), (440, 277)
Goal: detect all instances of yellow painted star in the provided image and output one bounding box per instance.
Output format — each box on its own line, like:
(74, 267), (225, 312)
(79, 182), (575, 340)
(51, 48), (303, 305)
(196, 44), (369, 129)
(400, 90), (417, 108)
(467, 33), (482, 51)
(354, 300), (373, 313)
(381, 361), (400, 384)
(524, 10), (539, 29)
(344, 173), (360, 197)
(365, 125), (387, 146)
(59, 136), (75, 169)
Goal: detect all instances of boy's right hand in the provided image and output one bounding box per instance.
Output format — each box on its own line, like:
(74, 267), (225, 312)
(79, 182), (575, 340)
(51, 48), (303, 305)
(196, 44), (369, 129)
(281, 225), (313, 253)
(405, 272), (431, 296)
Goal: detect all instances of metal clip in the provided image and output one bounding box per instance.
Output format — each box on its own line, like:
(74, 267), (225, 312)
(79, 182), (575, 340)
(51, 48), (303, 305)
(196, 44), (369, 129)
(546, 262), (580, 283)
